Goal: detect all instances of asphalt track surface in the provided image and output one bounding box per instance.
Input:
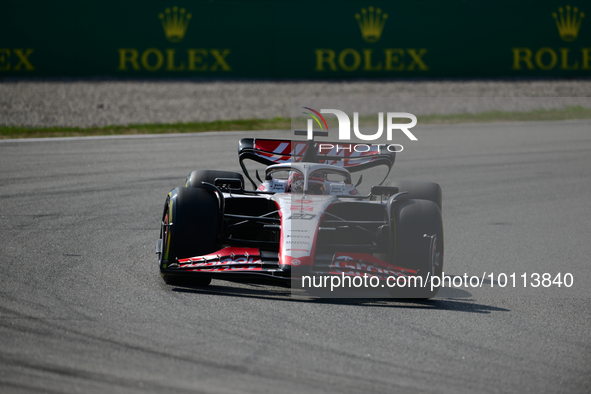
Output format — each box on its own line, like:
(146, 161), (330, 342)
(1, 121), (590, 393)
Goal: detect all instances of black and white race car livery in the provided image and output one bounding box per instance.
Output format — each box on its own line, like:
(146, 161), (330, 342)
(157, 132), (443, 298)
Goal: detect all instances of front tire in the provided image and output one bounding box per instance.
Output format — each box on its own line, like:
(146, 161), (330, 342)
(158, 187), (218, 286)
(388, 199), (444, 299)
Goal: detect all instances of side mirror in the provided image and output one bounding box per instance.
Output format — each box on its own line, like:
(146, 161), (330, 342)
(214, 178), (243, 190)
(371, 185), (399, 196)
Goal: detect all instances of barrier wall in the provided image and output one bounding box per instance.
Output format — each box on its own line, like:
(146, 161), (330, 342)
(1, 0), (589, 78)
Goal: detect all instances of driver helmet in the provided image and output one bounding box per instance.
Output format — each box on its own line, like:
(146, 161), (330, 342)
(287, 171), (326, 195)
(287, 171), (304, 193)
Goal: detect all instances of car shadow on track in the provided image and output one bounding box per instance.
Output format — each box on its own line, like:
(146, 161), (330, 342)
(171, 282), (510, 314)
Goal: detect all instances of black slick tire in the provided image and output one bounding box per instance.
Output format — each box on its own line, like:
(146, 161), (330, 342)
(158, 187), (219, 287)
(388, 199), (444, 299)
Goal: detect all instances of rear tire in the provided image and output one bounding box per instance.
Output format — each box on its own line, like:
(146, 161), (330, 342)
(387, 181), (442, 211)
(185, 170), (244, 189)
(158, 187), (218, 287)
(388, 199), (443, 299)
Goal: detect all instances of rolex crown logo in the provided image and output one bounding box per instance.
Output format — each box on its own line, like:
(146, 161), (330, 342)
(552, 5), (585, 42)
(159, 6), (192, 43)
(355, 6), (388, 43)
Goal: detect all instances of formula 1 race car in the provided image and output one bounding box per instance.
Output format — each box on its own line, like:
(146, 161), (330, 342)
(157, 132), (443, 298)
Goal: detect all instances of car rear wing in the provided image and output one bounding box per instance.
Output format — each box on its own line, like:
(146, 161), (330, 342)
(238, 138), (396, 188)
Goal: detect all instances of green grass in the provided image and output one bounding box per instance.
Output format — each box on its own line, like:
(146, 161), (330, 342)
(0, 117), (292, 139)
(1, 106), (590, 139)
(417, 105), (591, 124)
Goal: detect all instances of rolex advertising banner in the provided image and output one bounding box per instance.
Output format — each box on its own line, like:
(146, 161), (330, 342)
(0, 0), (589, 78)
